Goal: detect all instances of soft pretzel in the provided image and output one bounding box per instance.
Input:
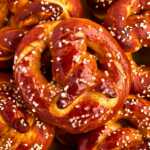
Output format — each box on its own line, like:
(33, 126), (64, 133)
(0, 27), (25, 69)
(10, 0), (84, 28)
(14, 18), (131, 133)
(78, 95), (150, 150)
(104, 0), (150, 99)
(0, 73), (54, 149)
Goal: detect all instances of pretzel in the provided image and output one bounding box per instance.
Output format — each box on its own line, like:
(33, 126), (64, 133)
(10, 0), (83, 28)
(0, 73), (54, 149)
(78, 95), (150, 150)
(0, 27), (25, 69)
(104, 0), (150, 99)
(14, 18), (131, 133)
(86, 0), (115, 20)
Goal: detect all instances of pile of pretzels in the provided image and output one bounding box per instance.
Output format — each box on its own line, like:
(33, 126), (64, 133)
(0, 0), (150, 149)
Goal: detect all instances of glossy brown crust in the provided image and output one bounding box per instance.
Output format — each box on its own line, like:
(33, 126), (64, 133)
(78, 95), (150, 150)
(104, 0), (150, 99)
(0, 73), (54, 150)
(0, 27), (24, 69)
(11, 0), (83, 28)
(14, 18), (131, 133)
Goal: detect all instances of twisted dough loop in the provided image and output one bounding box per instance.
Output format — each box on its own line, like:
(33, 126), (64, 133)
(78, 95), (150, 150)
(14, 18), (130, 133)
(0, 73), (54, 150)
(11, 0), (83, 28)
(0, 27), (24, 69)
(104, 0), (150, 99)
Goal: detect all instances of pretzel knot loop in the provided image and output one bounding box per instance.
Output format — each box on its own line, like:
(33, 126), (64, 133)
(14, 18), (131, 133)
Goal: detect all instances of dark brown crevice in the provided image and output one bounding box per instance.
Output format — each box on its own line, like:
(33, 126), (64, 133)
(132, 47), (150, 66)
(87, 47), (105, 70)
(40, 48), (52, 81)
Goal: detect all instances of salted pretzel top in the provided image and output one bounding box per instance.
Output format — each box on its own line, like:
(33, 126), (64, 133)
(0, 73), (54, 150)
(14, 18), (130, 133)
(11, 0), (83, 28)
(104, 0), (150, 52)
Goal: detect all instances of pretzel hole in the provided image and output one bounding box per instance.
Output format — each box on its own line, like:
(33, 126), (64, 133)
(40, 48), (52, 81)
(87, 47), (104, 70)
(117, 119), (135, 129)
(132, 47), (150, 66)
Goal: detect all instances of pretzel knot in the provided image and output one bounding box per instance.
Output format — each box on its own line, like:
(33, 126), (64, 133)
(10, 0), (83, 28)
(0, 27), (25, 69)
(0, 73), (54, 149)
(14, 18), (130, 133)
(104, 0), (150, 99)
